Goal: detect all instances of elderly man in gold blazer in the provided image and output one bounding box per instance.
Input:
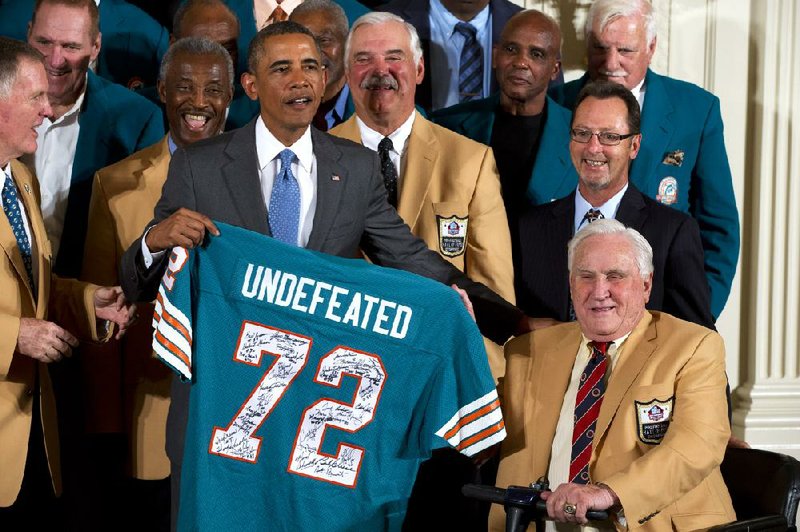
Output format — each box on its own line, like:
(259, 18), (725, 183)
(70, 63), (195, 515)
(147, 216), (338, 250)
(331, 12), (514, 380)
(492, 219), (735, 531)
(80, 37), (234, 504)
(0, 38), (133, 524)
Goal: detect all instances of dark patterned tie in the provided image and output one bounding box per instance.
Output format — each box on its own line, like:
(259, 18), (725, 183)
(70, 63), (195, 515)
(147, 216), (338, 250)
(569, 341), (610, 484)
(582, 208), (604, 226)
(268, 149), (300, 246)
(377, 137), (398, 207)
(454, 22), (482, 102)
(2, 170), (34, 288)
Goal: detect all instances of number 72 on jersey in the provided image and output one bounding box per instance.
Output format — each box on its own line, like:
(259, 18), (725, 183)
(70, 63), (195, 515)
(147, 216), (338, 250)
(208, 321), (387, 489)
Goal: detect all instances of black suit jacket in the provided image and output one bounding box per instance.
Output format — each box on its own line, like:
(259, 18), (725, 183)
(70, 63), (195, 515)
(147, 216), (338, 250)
(516, 185), (714, 329)
(382, 0), (522, 111)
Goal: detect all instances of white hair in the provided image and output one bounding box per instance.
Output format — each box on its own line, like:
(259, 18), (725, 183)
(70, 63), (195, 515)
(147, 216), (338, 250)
(567, 218), (654, 278)
(584, 0), (657, 46)
(345, 12), (423, 66)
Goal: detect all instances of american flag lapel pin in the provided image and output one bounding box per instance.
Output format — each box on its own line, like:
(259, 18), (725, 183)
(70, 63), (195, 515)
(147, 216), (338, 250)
(331, 174), (340, 181)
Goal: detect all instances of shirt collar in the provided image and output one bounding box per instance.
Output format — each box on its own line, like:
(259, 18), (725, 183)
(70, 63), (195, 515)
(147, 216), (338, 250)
(46, 78), (87, 126)
(167, 133), (178, 155)
(254, 116), (314, 172)
(355, 111), (416, 154)
(574, 183), (628, 233)
(430, 0), (491, 34)
(630, 77), (646, 109)
(579, 330), (632, 371)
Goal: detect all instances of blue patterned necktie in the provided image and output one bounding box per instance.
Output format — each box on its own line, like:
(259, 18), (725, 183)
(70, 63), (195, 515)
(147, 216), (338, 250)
(455, 22), (483, 102)
(268, 149), (300, 246)
(569, 341), (610, 484)
(2, 169), (34, 287)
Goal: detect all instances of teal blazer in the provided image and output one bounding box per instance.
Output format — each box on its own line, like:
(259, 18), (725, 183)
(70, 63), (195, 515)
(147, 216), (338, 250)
(550, 70), (739, 319)
(0, 0), (168, 88)
(57, 72), (165, 277)
(431, 93), (578, 206)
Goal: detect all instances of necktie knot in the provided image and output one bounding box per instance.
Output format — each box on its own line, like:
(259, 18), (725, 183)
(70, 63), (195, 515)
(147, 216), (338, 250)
(582, 208), (604, 225)
(278, 148), (296, 175)
(455, 22), (477, 40)
(589, 340), (610, 358)
(378, 137), (394, 153)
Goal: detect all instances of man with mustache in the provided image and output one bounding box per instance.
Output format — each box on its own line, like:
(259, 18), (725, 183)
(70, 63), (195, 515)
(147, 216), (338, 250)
(290, 0), (355, 131)
(81, 37), (234, 530)
(549, 0), (739, 322)
(0, 36), (135, 529)
(24, 0), (164, 278)
(119, 20), (530, 526)
(330, 11), (514, 529)
(331, 12), (513, 381)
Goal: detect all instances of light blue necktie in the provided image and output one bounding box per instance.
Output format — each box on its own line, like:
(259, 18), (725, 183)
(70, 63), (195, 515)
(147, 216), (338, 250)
(268, 149), (300, 246)
(455, 22), (483, 102)
(2, 169), (34, 287)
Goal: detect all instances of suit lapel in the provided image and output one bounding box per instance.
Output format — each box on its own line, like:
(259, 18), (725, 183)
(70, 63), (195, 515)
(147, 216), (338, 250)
(550, 195), (575, 319)
(594, 312), (657, 446)
(5, 161), (45, 307)
(307, 129), (347, 251)
(398, 112), (436, 230)
(331, 115), (362, 144)
(460, 96), (497, 145)
(526, 327), (583, 476)
(529, 97), (577, 204)
(614, 184), (647, 228)
(629, 70), (675, 191)
(221, 121), (270, 235)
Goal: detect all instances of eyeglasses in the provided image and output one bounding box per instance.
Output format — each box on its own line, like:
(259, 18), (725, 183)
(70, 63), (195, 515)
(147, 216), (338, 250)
(570, 128), (637, 146)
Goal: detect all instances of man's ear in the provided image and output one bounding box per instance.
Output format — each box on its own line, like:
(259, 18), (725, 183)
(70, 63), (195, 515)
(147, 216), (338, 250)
(242, 71), (258, 101)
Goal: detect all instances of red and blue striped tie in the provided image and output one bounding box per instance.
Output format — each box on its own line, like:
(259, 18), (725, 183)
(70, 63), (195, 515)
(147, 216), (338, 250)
(569, 341), (609, 484)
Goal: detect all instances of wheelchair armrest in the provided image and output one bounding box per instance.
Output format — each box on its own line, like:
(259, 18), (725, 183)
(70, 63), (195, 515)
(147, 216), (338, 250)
(708, 514), (788, 532)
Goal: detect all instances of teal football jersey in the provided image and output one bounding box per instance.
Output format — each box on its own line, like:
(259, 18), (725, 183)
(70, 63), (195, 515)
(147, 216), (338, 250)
(153, 222), (505, 531)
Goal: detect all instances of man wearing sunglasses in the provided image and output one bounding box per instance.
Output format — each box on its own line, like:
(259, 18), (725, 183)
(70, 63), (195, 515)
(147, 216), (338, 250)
(515, 80), (714, 330)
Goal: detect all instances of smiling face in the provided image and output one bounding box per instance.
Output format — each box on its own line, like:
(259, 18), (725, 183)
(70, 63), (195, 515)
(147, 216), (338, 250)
(570, 232), (651, 342)
(159, 50), (232, 148)
(242, 32), (325, 146)
(346, 20), (423, 135)
(290, 8), (346, 101)
(570, 95), (640, 205)
(27, 2), (100, 108)
(0, 58), (52, 165)
(493, 11), (560, 115)
(587, 13), (655, 90)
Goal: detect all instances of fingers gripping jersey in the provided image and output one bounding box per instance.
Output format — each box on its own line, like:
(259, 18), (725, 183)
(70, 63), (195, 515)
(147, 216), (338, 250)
(152, 223), (505, 531)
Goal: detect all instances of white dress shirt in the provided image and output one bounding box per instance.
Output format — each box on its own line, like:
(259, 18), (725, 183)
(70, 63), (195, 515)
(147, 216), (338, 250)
(20, 86), (85, 260)
(545, 333), (630, 532)
(354, 112), (416, 187)
(573, 184), (628, 235)
(630, 78), (646, 109)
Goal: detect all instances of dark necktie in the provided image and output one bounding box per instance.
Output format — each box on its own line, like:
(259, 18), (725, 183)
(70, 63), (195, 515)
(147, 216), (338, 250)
(2, 170), (34, 288)
(268, 149), (300, 246)
(581, 208), (604, 227)
(378, 137), (398, 207)
(454, 22), (482, 102)
(569, 341), (610, 484)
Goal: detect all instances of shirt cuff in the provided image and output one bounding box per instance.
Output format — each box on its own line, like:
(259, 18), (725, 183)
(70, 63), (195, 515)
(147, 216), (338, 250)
(141, 226), (166, 269)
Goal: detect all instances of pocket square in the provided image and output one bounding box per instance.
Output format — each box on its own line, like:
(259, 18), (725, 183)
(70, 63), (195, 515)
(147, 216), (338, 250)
(662, 150), (684, 167)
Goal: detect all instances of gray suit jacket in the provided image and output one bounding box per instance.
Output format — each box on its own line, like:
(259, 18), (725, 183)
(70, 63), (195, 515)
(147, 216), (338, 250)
(120, 121), (521, 343)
